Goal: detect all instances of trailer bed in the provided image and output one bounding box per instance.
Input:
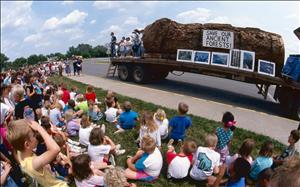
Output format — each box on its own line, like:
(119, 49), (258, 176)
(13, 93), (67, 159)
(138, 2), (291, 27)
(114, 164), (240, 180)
(110, 57), (300, 90)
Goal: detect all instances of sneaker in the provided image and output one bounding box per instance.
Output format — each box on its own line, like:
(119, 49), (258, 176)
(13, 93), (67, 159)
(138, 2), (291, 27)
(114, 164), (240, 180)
(114, 128), (125, 134)
(116, 149), (126, 155)
(109, 155), (116, 166)
(167, 139), (174, 146)
(116, 144), (121, 150)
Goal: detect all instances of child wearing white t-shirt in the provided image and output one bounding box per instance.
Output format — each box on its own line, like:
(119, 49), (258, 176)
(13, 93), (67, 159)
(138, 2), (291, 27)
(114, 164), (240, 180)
(104, 98), (121, 123)
(153, 109), (169, 140)
(190, 134), (221, 186)
(166, 140), (197, 179)
(88, 127), (116, 163)
(125, 135), (163, 182)
(79, 114), (105, 146)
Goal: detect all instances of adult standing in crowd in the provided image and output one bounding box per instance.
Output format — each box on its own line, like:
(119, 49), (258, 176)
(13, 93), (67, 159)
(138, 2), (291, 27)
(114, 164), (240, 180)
(65, 59), (71, 76)
(73, 56), (77, 76)
(111, 32), (117, 57)
(131, 29), (141, 58)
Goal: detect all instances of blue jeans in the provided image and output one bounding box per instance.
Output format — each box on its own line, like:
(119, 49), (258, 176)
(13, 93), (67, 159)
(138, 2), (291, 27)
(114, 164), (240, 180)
(111, 44), (116, 57)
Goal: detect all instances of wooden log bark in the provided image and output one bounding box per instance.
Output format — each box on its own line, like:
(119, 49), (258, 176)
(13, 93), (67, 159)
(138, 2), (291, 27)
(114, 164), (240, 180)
(142, 18), (285, 76)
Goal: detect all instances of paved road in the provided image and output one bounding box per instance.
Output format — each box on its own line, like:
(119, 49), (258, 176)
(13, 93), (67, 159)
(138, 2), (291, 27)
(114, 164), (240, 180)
(81, 59), (287, 118)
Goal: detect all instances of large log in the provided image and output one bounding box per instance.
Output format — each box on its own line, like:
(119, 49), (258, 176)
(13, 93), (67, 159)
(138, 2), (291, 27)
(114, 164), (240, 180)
(142, 18), (285, 76)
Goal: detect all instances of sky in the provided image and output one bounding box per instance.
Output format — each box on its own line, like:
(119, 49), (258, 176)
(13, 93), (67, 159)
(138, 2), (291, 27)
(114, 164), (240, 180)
(1, 1), (299, 61)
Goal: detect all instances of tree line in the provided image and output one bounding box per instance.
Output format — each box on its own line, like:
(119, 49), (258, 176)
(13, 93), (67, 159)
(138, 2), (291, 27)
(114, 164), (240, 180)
(1, 44), (108, 71)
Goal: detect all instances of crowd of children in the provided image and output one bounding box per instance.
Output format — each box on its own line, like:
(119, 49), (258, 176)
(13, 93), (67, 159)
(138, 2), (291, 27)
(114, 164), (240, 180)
(0, 64), (300, 187)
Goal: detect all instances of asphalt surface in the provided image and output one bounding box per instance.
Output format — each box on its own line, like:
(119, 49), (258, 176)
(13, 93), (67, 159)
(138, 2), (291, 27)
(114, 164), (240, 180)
(81, 58), (286, 118)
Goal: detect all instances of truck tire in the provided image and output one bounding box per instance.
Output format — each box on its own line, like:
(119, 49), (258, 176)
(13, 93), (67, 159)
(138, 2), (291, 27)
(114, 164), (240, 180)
(118, 65), (132, 81)
(133, 65), (148, 83)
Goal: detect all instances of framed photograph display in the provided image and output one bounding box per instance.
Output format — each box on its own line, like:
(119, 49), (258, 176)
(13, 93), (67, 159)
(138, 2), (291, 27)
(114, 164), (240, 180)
(229, 49), (241, 69)
(240, 50), (255, 72)
(258, 60), (276, 77)
(176, 49), (193, 62)
(193, 51), (210, 64)
(211, 52), (229, 67)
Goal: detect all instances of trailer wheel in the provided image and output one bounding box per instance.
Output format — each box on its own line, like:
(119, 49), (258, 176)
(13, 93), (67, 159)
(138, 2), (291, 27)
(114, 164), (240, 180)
(133, 65), (148, 83)
(118, 65), (132, 81)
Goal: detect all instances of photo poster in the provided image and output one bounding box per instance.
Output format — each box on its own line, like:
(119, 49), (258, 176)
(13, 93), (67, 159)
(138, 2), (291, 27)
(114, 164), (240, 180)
(258, 60), (276, 77)
(176, 49), (193, 62)
(211, 52), (229, 67)
(202, 30), (234, 49)
(229, 49), (241, 69)
(194, 51), (210, 64)
(241, 50), (255, 72)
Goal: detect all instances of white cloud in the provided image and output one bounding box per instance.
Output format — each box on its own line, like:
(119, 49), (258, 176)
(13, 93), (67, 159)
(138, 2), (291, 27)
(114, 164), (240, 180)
(24, 33), (42, 43)
(42, 17), (60, 30)
(124, 17), (139, 25)
(176, 8), (211, 23)
(90, 19), (96, 24)
(93, 1), (120, 10)
(42, 10), (88, 30)
(100, 25), (123, 35)
(1, 1), (33, 29)
(208, 16), (230, 24)
(61, 1), (74, 5)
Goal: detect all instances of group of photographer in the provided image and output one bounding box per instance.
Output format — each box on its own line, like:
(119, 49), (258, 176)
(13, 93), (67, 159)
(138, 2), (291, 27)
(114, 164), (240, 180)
(110, 29), (144, 58)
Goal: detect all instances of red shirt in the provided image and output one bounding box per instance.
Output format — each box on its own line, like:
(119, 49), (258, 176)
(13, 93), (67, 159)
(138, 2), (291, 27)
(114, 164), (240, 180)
(85, 92), (96, 102)
(62, 88), (70, 104)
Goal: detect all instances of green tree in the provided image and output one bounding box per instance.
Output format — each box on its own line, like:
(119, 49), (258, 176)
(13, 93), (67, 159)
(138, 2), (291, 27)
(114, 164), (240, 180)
(1, 53), (9, 70)
(91, 45), (108, 57)
(13, 57), (27, 68)
(27, 54), (40, 65)
(38, 54), (48, 62)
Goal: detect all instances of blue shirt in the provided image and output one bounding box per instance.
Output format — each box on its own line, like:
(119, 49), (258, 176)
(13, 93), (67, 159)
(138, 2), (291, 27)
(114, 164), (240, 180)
(135, 153), (149, 171)
(250, 156), (273, 180)
(169, 116), (192, 140)
(216, 127), (233, 150)
(227, 177), (245, 187)
(118, 110), (138, 129)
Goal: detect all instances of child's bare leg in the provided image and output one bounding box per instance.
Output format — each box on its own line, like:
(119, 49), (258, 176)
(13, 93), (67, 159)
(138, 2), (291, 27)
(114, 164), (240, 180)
(91, 161), (108, 170)
(207, 176), (217, 186)
(125, 168), (138, 179)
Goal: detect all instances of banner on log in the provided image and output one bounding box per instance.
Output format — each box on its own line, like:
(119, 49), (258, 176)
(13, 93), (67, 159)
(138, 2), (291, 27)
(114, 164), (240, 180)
(202, 30), (234, 49)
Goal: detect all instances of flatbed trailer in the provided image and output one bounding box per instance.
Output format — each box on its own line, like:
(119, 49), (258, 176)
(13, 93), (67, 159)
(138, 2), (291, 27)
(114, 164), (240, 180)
(108, 57), (300, 119)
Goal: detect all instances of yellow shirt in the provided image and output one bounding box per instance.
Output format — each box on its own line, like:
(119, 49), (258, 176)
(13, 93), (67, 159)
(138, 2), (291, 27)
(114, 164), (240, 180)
(19, 155), (68, 187)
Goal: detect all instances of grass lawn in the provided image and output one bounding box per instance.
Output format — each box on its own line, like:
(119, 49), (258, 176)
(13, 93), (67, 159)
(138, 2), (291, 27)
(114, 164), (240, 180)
(50, 75), (285, 187)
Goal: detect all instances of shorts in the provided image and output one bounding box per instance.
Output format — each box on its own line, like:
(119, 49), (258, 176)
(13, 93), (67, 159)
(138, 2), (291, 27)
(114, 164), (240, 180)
(136, 171), (156, 182)
(217, 145), (229, 164)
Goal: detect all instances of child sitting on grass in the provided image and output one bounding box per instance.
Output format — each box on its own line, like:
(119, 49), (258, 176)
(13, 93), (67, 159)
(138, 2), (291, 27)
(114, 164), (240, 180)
(256, 168), (274, 187)
(216, 111), (236, 163)
(49, 102), (65, 127)
(138, 111), (161, 148)
(105, 98), (121, 123)
(71, 154), (105, 187)
(85, 85), (97, 103)
(64, 109), (80, 137)
(154, 108), (169, 140)
(190, 134), (221, 186)
(166, 139), (197, 180)
(168, 102), (192, 146)
(87, 100), (103, 123)
(250, 140), (274, 181)
(7, 119), (68, 187)
(115, 101), (138, 134)
(79, 114), (105, 146)
(74, 94), (89, 114)
(273, 129), (299, 168)
(88, 127), (125, 164)
(125, 135), (163, 182)
(225, 138), (255, 175)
